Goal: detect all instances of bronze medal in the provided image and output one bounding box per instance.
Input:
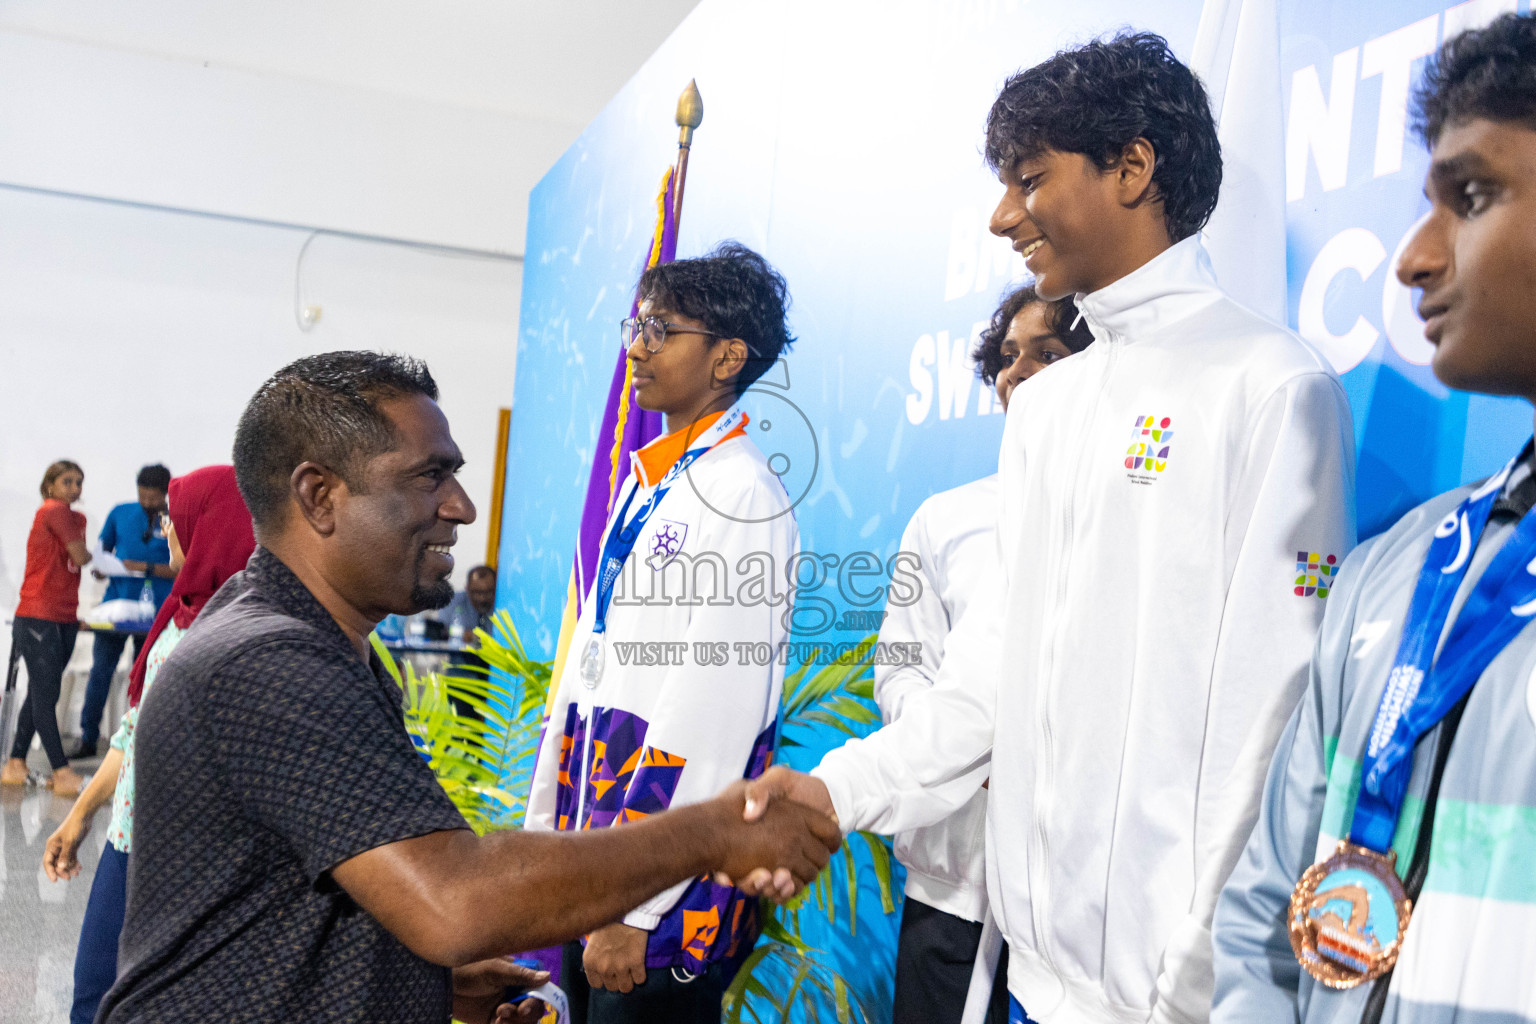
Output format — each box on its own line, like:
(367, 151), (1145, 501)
(1289, 841), (1413, 989)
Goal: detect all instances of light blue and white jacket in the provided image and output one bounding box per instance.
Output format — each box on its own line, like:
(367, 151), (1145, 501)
(1214, 452), (1536, 1024)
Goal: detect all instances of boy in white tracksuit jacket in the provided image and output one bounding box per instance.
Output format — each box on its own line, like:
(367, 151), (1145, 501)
(526, 244), (799, 1023)
(879, 286), (1093, 1024)
(736, 34), (1356, 1024)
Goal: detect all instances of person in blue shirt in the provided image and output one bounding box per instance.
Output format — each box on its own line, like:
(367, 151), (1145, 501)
(442, 565), (496, 648)
(73, 465), (176, 757)
(442, 565), (497, 721)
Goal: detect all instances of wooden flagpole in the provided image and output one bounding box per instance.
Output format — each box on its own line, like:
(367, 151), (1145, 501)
(673, 80), (704, 235)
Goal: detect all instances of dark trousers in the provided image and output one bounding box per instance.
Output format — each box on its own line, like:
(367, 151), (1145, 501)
(10, 617), (80, 770)
(893, 898), (1012, 1024)
(72, 843), (128, 1024)
(80, 632), (141, 747)
(561, 941), (724, 1024)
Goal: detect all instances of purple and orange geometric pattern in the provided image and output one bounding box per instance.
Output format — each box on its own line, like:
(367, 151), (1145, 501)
(1125, 414), (1174, 473)
(583, 707), (653, 829)
(552, 704), (589, 832)
(745, 719), (777, 780)
(1295, 551), (1338, 598)
(616, 748), (689, 824)
(553, 710), (780, 976)
(647, 877), (762, 973)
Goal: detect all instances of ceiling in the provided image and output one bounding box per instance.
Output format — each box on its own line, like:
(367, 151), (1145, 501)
(0, 0), (703, 128)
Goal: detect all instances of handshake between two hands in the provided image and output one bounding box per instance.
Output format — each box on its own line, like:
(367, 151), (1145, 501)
(711, 764), (841, 900)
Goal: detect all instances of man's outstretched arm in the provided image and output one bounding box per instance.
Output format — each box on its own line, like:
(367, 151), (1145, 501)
(333, 778), (839, 967)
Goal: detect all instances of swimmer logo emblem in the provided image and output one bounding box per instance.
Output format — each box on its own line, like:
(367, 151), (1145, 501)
(1289, 841), (1412, 989)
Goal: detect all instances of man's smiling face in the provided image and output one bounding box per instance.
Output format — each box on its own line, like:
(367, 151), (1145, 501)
(1398, 117), (1536, 399)
(330, 393), (476, 618)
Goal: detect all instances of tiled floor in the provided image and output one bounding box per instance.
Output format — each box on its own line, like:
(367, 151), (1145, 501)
(0, 748), (109, 1024)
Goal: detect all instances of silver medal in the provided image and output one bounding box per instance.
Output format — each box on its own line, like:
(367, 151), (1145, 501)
(579, 633), (606, 688)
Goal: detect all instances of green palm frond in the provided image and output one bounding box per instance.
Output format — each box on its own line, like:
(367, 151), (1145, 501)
(722, 942), (873, 1024)
(372, 614), (552, 835)
(777, 635), (883, 750)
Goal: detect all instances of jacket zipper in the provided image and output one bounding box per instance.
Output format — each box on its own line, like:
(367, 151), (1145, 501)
(1030, 332), (1119, 973)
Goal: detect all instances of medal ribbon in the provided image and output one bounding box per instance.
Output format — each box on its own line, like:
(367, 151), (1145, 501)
(588, 406), (745, 638)
(1350, 447), (1536, 854)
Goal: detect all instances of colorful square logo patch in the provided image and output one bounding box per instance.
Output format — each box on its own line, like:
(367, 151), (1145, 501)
(1295, 552), (1338, 598)
(1125, 414), (1174, 474)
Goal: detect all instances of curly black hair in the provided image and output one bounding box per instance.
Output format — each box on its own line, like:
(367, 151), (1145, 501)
(1413, 13), (1536, 146)
(984, 31), (1222, 242)
(973, 285), (1094, 387)
(638, 241), (795, 396)
(233, 351), (439, 530)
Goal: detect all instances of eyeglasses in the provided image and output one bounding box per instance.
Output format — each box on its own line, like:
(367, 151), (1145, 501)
(620, 316), (724, 354)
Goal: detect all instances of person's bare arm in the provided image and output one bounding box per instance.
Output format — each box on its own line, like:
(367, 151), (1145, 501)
(121, 560), (175, 579)
(44, 747), (124, 881)
(332, 779), (838, 967)
(65, 538), (92, 568)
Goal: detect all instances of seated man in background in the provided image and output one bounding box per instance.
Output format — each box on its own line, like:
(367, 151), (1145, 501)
(444, 564), (497, 717)
(877, 284), (1090, 1024)
(443, 564), (497, 645)
(100, 350), (838, 1024)
(74, 463), (175, 758)
(525, 243), (799, 1024)
(1214, 15), (1536, 1024)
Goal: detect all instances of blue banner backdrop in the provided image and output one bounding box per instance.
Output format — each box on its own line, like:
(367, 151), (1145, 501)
(496, 0), (1532, 1017)
(1281, 0), (1530, 536)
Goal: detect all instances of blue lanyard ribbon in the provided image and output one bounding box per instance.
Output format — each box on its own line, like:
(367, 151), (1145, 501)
(589, 407), (743, 636)
(1350, 446), (1536, 853)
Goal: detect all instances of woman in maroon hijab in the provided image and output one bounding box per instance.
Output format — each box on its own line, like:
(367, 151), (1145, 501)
(42, 465), (254, 1024)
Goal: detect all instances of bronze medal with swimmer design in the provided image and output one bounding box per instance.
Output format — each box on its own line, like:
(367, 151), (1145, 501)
(1289, 841), (1413, 989)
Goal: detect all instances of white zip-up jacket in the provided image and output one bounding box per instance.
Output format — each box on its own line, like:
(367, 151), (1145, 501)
(815, 237), (1356, 1024)
(874, 474), (997, 923)
(526, 414), (798, 971)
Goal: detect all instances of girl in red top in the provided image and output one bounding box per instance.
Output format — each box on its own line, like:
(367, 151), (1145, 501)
(4, 460), (93, 795)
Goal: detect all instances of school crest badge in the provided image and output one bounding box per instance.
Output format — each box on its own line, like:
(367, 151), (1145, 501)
(647, 519), (688, 568)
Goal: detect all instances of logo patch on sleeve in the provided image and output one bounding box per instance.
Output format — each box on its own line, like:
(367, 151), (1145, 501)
(1125, 414), (1174, 483)
(1295, 552), (1338, 598)
(646, 519), (688, 568)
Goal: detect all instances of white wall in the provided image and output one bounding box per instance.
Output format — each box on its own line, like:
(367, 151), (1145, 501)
(0, 0), (700, 252)
(0, 0), (701, 685)
(0, 185), (521, 651)
(0, 30), (567, 254)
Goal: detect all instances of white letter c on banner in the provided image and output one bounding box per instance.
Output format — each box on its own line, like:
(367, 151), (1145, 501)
(1298, 226), (1387, 373)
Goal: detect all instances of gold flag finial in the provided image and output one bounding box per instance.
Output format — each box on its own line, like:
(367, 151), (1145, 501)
(676, 79), (704, 146)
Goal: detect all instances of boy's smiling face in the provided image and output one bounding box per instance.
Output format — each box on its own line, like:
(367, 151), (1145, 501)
(1399, 117), (1536, 400)
(989, 140), (1168, 301)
